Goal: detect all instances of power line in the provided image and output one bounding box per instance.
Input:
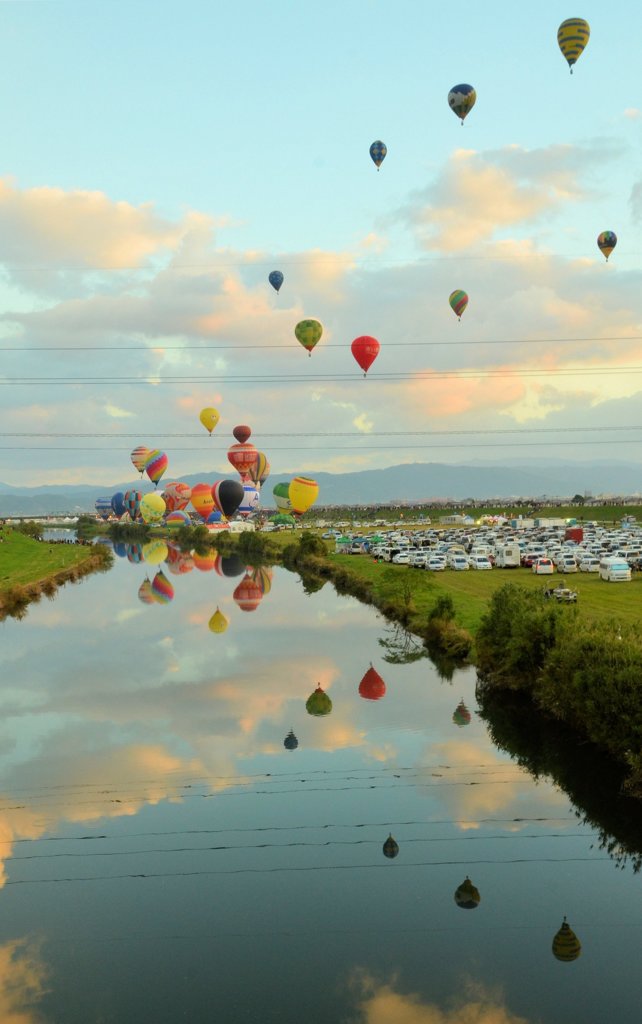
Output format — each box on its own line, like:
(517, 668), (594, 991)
(2, 425), (642, 439)
(1, 439), (641, 452)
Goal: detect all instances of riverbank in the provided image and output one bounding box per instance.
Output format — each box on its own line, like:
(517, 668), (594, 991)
(0, 529), (113, 619)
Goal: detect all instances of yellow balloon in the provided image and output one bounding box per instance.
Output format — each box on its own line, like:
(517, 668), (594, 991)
(142, 539), (168, 565)
(289, 476), (319, 515)
(140, 492), (166, 524)
(208, 608), (229, 634)
(557, 18), (590, 73)
(199, 407), (220, 435)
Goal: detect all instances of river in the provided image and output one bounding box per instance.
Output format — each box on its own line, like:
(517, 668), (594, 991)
(0, 543), (639, 1023)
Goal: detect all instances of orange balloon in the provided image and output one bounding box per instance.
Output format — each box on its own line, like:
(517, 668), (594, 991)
(190, 482), (215, 521)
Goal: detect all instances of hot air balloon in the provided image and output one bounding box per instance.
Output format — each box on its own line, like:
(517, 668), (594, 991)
(359, 664), (386, 701)
(449, 289), (468, 320)
(453, 699), (471, 727)
(208, 608), (229, 634)
(111, 492), (126, 518)
(272, 482), (293, 513)
(166, 510), (191, 528)
(233, 424), (252, 444)
(306, 683), (332, 717)
(166, 550), (194, 575)
(284, 730), (298, 751)
(138, 578), (156, 605)
(233, 574), (263, 612)
(295, 319), (323, 356)
(383, 834), (399, 859)
(289, 476), (319, 517)
(557, 18), (590, 73)
(94, 496), (112, 521)
(251, 566), (273, 596)
(369, 140), (387, 169)
(216, 553), (246, 578)
(162, 481), (192, 513)
(123, 489), (142, 520)
(448, 83), (476, 123)
(597, 230), (617, 261)
(144, 450), (168, 488)
(193, 551), (218, 572)
(552, 918), (581, 961)
(454, 876), (481, 909)
(211, 479), (245, 519)
(238, 482), (260, 518)
(247, 451), (270, 488)
(139, 493), (166, 525)
(112, 541), (128, 559)
(191, 483), (216, 522)
(131, 446), (150, 476)
(126, 543), (143, 564)
(351, 335), (380, 376)
(268, 270), (284, 293)
(199, 407), (220, 435)
(206, 510), (223, 524)
(142, 538), (168, 564)
(227, 442), (257, 480)
(151, 570), (174, 604)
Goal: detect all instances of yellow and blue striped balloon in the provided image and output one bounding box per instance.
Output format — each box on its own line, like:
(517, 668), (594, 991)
(557, 18), (590, 73)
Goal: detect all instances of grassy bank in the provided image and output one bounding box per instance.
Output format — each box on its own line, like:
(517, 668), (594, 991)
(0, 529), (112, 619)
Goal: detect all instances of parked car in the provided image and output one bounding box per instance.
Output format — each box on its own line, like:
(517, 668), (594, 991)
(448, 555), (470, 571)
(578, 557), (600, 573)
(532, 558), (554, 575)
(556, 557), (578, 573)
(469, 554), (492, 570)
(392, 551), (411, 565)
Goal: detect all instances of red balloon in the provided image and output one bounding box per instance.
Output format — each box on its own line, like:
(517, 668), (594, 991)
(233, 424), (252, 444)
(227, 442), (257, 480)
(233, 574), (263, 612)
(351, 335), (380, 376)
(358, 665), (387, 701)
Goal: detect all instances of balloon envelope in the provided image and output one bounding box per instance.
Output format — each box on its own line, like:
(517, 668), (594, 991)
(306, 684), (332, 717)
(351, 335), (380, 376)
(268, 270), (283, 293)
(110, 492), (126, 518)
(552, 918), (581, 961)
(227, 442), (257, 479)
(233, 574), (263, 612)
(449, 289), (468, 319)
(383, 834), (399, 859)
(166, 510), (191, 528)
(283, 730), (298, 751)
(448, 83), (476, 122)
(272, 482), (293, 513)
(139, 493), (166, 524)
(289, 476), (319, 515)
(199, 407), (220, 435)
(162, 481), (192, 513)
(238, 483), (260, 518)
(142, 538), (168, 564)
(123, 489), (142, 520)
(212, 479), (245, 518)
(359, 665), (386, 701)
(94, 496), (112, 521)
(208, 608), (229, 633)
(193, 551), (218, 572)
(454, 876), (481, 909)
(247, 451), (270, 487)
(369, 140), (387, 168)
(597, 230), (617, 260)
(557, 18), (590, 72)
(151, 570), (174, 604)
(233, 424), (252, 444)
(145, 450), (168, 487)
(131, 446), (150, 475)
(126, 543), (143, 564)
(138, 578), (156, 605)
(191, 483), (216, 521)
(453, 699), (471, 727)
(295, 319), (323, 355)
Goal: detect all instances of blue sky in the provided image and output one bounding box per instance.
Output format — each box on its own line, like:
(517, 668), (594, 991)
(1, 2), (642, 486)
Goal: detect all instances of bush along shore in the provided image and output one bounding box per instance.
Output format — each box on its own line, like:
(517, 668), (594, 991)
(475, 583), (642, 796)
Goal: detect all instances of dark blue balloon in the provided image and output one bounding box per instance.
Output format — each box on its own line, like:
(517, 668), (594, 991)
(369, 140), (387, 168)
(206, 510), (223, 524)
(111, 491), (126, 518)
(268, 270), (284, 293)
(113, 542), (128, 559)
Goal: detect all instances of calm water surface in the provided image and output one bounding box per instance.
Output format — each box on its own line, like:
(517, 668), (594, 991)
(0, 547), (640, 1023)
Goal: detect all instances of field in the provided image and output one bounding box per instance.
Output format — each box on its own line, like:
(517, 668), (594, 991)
(0, 530), (94, 592)
(329, 554), (642, 635)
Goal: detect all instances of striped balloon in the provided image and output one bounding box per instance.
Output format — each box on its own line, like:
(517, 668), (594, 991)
(144, 449), (168, 487)
(552, 918), (581, 961)
(557, 18), (590, 73)
(131, 446), (150, 475)
(151, 570), (174, 604)
(166, 510), (191, 528)
(123, 489), (142, 520)
(94, 496), (112, 521)
(449, 289), (468, 320)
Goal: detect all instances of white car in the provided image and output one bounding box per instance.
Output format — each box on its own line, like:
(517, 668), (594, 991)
(556, 557), (578, 573)
(469, 554), (492, 570)
(578, 557), (600, 573)
(392, 551), (411, 564)
(532, 558), (554, 575)
(449, 555), (470, 571)
(426, 557), (447, 571)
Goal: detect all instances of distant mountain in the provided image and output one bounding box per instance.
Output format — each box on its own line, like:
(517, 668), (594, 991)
(2, 460), (642, 517)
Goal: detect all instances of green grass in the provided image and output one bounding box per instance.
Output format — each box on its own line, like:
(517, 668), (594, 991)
(330, 555), (642, 634)
(0, 530), (92, 591)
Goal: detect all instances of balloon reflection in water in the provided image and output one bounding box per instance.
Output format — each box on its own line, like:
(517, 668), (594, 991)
(208, 608), (229, 634)
(151, 571), (174, 604)
(283, 730), (298, 751)
(166, 547), (194, 575)
(215, 554), (246, 578)
(453, 699), (471, 726)
(113, 541), (128, 559)
(192, 551), (218, 572)
(138, 578), (156, 605)
(251, 566), (273, 595)
(233, 574), (263, 612)
(552, 918), (581, 962)
(126, 543), (143, 564)
(383, 834), (399, 859)
(454, 877), (481, 909)
(358, 664), (386, 700)
(142, 540), (168, 565)
(306, 684), (332, 717)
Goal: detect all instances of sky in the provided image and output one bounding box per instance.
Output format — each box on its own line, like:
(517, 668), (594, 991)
(2, 1), (642, 486)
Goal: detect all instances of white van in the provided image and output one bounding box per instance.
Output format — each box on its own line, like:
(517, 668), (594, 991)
(599, 557), (632, 582)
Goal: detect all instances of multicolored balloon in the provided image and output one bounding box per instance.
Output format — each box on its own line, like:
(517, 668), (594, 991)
(448, 83), (476, 123)
(151, 570), (174, 604)
(139, 492), (166, 524)
(238, 482), (260, 518)
(166, 510), (191, 528)
(199, 407), (220, 435)
(123, 489), (142, 520)
(449, 289), (468, 320)
(138, 578), (156, 605)
(557, 18), (590, 73)
(268, 270), (284, 293)
(597, 230), (617, 261)
(130, 446), (150, 476)
(289, 476), (319, 516)
(211, 479), (245, 518)
(369, 140), (387, 169)
(305, 684), (332, 717)
(162, 481), (192, 513)
(94, 496), (112, 521)
(351, 335), (380, 376)
(272, 482), (293, 513)
(295, 319), (323, 356)
(193, 551), (218, 572)
(227, 442), (257, 480)
(383, 834), (399, 859)
(126, 543), (143, 564)
(247, 451), (270, 488)
(453, 699), (471, 727)
(144, 450), (168, 488)
(190, 482), (216, 521)
(552, 917), (582, 961)
(233, 574), (263, 612)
